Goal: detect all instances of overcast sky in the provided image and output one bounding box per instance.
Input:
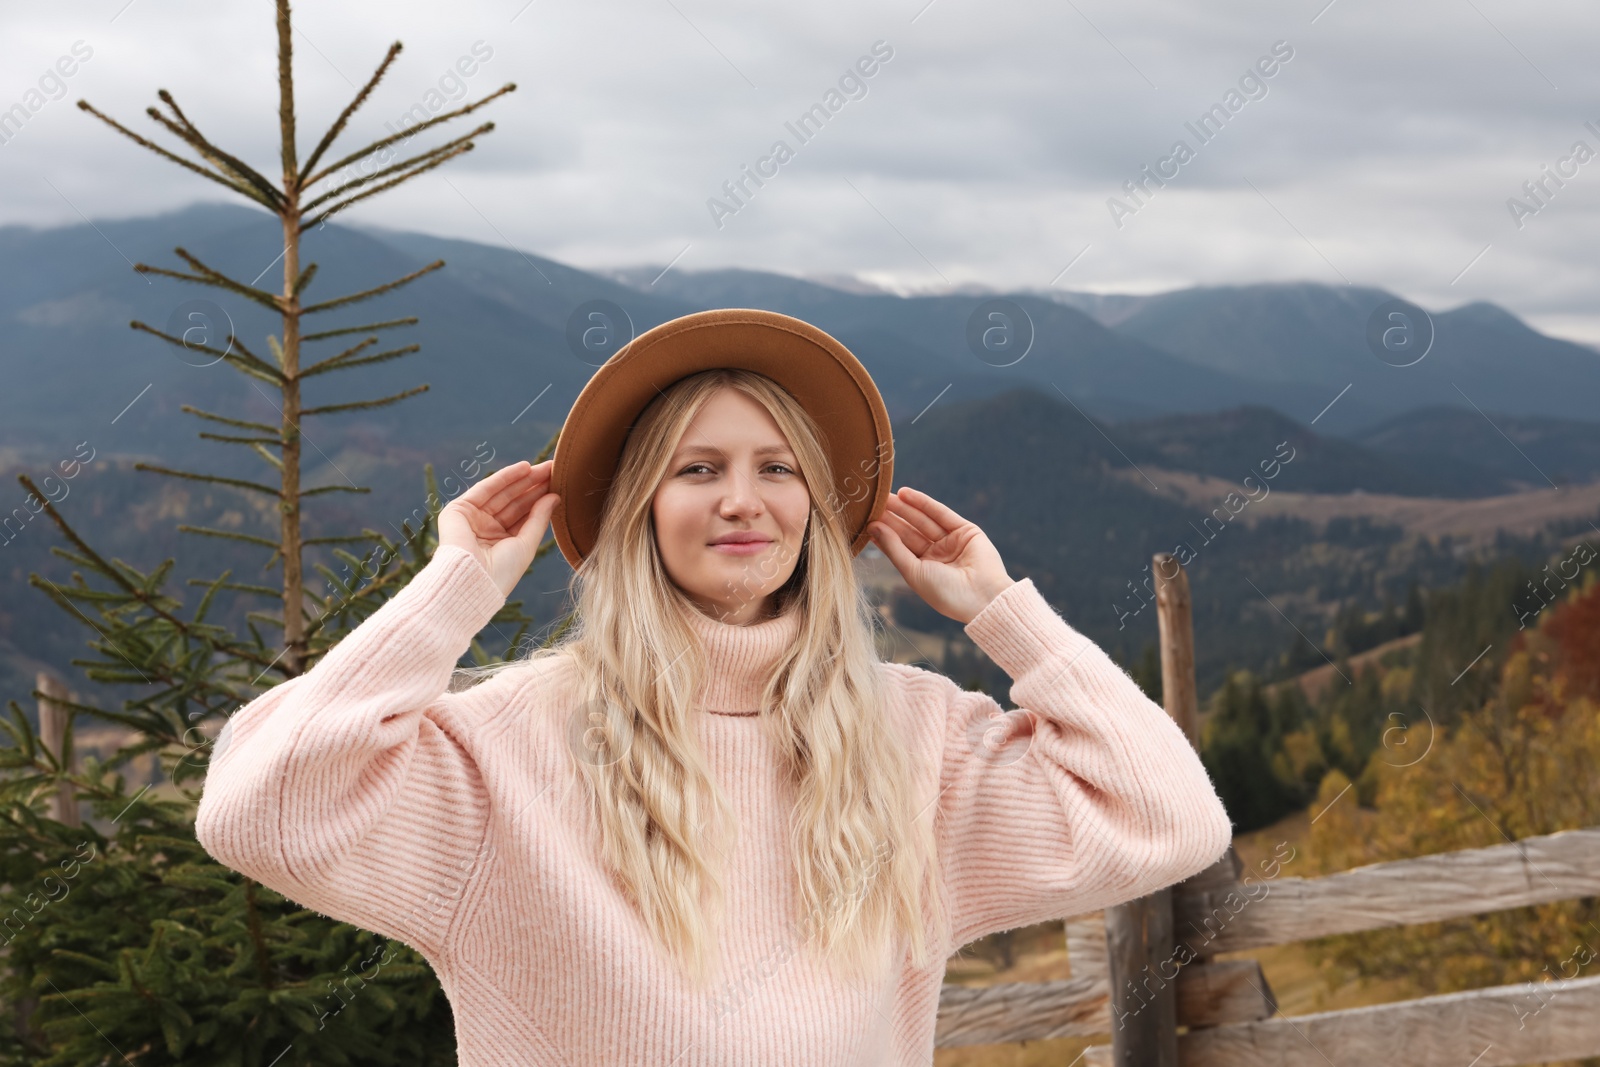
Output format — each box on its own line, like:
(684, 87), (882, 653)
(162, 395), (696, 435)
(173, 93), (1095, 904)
(4, 0), (1599, 344)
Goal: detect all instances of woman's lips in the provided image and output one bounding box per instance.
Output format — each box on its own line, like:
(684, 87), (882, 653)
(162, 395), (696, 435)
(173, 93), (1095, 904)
(709, 539), (772, 555)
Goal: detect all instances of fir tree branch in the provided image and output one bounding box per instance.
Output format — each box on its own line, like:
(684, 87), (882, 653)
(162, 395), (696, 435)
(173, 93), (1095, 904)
(175, 526), (281, 550)
(191, 567), (233, 625)
(196, 432), (284, 446)
(220, 331), (269, 367)
(131, 250), (285, 315)
(319, 543), (396, 585)
(311, 334), (377, 367)
(250, 442), (285, 472)
(302, 316), (417, 341)
(300, 261), (443, 315)
(179, 405), (279, 435)
(303, 81), (516, 188)
(182, 577), (281, 598)
(131, 264), (283, 314)
(300, 384), (429, 417)
(307, 585), (388, 631)
(172, 247), (286, 310)
(293, 261), (318, 295)
(300, 123), (490, 212)
(67, 661), (158, 688)
(266, 335), (287, 370)
(75, 100), (278, 210)
(148, 92), (286, 209)
(129, 322), (285, 385)
(132, 463), (282, 498)
(301, 484), (372, 496)
(16, 474), (288, 677)
(301, 342), (420, 378)
(305, 561), (409, 636)
(304, 534), (380, 545)
(298, 40), (404, 183)
(300, 144), (474, 232)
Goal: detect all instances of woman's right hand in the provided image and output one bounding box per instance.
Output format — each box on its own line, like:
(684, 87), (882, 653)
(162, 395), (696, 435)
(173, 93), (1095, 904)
(437, 460), (561, 599)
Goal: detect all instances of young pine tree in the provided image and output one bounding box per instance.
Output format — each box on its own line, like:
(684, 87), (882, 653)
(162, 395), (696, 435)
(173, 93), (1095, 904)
(0, 4), (556, 1064)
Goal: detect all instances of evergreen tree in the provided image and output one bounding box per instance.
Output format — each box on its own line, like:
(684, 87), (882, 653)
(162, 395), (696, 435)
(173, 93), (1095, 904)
(1410, 558), (1539, 724)
(1198, 668), (1308, 833)
(0, 4), (546, 1063)
(1401, 579), (1425, 634)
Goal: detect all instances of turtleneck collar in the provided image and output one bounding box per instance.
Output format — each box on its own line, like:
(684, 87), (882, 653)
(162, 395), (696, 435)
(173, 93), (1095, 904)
(681, 602), (801, 715)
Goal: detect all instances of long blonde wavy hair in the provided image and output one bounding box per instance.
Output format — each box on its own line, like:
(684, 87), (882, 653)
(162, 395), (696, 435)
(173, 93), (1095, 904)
(456, 368), (950, 988)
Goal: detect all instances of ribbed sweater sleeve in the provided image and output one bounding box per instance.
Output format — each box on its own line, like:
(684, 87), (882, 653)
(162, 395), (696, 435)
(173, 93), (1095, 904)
(930, 577), (1233, 949)
(193, 543), (511, 962)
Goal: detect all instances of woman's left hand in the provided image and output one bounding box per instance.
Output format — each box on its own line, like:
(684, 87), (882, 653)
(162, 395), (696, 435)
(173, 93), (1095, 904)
(867, 486), (1016, 625)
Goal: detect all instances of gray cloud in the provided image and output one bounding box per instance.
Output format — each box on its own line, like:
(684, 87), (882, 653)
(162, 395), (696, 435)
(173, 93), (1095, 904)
(3, 0), (1597, 343)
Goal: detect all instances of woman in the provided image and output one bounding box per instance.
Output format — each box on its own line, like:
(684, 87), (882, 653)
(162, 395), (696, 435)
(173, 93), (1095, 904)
(196, 308), (1232, 1066)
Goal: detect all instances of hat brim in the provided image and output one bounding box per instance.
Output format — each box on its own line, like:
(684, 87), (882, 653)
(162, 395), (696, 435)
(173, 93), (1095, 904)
(549, 308), (894, 571)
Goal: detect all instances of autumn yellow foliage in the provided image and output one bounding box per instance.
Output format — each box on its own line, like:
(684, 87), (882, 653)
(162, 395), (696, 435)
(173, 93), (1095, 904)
(1302, 572), (1600, 997)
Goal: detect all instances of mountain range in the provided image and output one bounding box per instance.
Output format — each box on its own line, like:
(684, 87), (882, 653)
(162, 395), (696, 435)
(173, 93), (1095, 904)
(5, 201), (1600, 472)
(3, 201), (1599, 705)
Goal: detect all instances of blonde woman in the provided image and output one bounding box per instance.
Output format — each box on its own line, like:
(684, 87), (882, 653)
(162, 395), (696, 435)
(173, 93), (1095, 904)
(196, 309), (1233, 1066)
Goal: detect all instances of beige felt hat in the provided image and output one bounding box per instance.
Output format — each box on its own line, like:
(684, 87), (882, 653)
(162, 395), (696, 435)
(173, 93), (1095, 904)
(549, 308), (895, 570)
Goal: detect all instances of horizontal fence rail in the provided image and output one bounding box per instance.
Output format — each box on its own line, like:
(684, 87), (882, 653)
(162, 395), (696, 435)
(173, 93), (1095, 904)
(934, 975), (1108, 1047)
(934, 824), (1600, 1067)
(1082, 974), (1600, 1067)
(1173, 826), (1600, 955)
(933, 957), (1276, 1046)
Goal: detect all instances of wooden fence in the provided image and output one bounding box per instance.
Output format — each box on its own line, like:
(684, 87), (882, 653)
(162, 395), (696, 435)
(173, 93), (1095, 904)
(931, 552), (1600, 1066)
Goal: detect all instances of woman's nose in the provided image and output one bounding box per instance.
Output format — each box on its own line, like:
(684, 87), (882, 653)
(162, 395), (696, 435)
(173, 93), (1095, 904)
(718, 472), (763, 515)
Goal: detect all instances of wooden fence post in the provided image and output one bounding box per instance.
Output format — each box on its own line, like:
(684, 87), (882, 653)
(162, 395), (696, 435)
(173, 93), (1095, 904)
(1151, 553), (1200, 748)
(1105, 552), (1199, 1067)
(36, 672), (80, 828)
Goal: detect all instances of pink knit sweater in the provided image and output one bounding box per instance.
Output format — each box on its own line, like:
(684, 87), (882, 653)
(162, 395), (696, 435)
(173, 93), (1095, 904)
(195, 543), (1232, 1065)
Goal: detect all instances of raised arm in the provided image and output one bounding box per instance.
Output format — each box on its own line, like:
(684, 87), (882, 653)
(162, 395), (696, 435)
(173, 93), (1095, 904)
(194, 543), (522, 961)
(925, 577), (1233, 949)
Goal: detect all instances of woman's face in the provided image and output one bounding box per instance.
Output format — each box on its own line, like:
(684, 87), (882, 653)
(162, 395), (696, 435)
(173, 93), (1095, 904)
(651, 388), (811, 624)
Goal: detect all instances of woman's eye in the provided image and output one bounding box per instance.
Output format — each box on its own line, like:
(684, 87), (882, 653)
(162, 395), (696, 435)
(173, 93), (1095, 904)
(678, 462), (794, 476)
